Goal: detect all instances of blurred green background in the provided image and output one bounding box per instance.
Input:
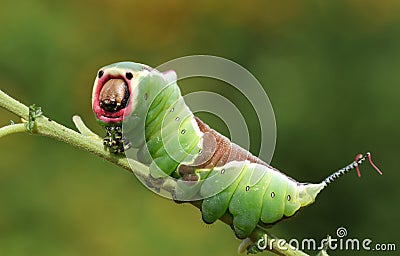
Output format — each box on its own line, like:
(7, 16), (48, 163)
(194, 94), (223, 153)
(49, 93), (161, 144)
(0, 1), (399, 255)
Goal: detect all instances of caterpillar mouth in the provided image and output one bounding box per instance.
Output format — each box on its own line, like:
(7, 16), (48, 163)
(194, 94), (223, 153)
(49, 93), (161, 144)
(93, 75), (133, 123)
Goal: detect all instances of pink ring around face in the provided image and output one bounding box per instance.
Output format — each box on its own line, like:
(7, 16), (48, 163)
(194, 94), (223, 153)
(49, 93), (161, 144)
(93, 71), (133, 124)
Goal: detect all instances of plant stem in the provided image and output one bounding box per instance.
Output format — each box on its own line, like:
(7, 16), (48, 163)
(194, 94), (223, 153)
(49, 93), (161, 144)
(0, 89), (310, 256)
(72, 115), (100, 137)
(0, 89), (29, 119)
(0, 123), (26, 139)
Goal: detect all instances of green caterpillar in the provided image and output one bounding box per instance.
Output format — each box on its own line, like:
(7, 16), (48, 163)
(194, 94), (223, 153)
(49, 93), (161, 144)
(92, 61), (382, 239)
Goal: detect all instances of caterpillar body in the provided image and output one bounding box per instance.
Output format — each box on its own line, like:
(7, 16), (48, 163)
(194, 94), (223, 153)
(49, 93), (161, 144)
(92, 61), (382, 239)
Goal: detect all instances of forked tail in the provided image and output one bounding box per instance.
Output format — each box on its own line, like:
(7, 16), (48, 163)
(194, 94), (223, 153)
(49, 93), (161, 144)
(322, 152), (382, 186)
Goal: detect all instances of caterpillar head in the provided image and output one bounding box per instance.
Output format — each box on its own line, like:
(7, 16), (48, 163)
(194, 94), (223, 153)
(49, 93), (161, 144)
(92, 62), (177, 126)
(92, 62), (151, 125)
(92, 61), (178, 153)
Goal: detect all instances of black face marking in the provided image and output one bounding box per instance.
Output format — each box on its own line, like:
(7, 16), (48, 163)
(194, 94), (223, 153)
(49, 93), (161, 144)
(98, 70), (104, 78)
(126, 72), (133, 80)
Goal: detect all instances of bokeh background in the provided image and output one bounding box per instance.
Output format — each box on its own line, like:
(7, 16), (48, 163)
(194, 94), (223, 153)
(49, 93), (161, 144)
(0, 1), (399, 255)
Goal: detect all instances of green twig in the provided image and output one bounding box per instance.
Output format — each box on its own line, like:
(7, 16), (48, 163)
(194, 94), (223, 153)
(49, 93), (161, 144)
(0, 89), (29, 119)
(0, 123), (26, 139)
(0, 89), (312, 256)
(72, 115), (99, 137)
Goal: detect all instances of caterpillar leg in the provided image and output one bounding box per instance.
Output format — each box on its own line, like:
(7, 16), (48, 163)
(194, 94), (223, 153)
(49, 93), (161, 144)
(103, 126), (131, 154)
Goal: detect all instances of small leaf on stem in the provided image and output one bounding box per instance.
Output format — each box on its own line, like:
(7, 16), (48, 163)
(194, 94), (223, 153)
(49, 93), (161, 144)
(25, 104), (43, 132)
